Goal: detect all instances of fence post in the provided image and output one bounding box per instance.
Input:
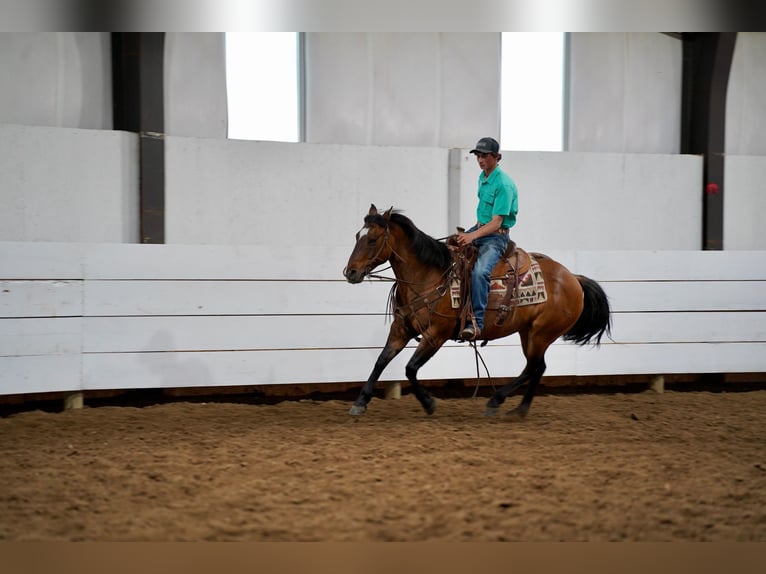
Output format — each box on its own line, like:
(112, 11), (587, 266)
(384, 381), (401, 400)
(64, 392), (84, 410)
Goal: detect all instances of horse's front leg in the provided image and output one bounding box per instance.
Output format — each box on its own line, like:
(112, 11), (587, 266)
(350, 323), (411, 416)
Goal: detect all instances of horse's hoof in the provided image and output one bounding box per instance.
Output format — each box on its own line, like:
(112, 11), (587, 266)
(424, 400), (436, 416)
(349, 404), (367, 416)
(484, 407), (500, 417)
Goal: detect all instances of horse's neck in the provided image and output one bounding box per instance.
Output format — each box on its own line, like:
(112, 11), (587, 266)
(382, 225), (447, 296)
(390, 250), (448, 297)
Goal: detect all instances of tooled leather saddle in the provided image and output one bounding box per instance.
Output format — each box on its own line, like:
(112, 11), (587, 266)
(447, 237), (547, 334)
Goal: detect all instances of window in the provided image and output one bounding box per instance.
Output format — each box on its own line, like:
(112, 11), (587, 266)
(225, 32), (300, 142)
(501, 33), (566, 151)
(225, 33), (566, 150)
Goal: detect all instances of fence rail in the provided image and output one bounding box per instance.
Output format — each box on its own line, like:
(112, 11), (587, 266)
(1, 242), (765, 396)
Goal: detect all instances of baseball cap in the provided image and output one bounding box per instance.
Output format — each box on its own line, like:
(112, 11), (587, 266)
(470, 137), (500, 155)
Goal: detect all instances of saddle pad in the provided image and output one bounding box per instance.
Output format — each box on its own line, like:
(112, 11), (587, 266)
(487, 255), (548, 309)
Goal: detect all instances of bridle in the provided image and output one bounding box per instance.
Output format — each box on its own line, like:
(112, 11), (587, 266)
(352, 224), (459, 325)
(353, 223), (409, 280)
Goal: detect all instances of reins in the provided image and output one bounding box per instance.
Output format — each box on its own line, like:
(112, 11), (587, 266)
(361, 230), (495, 395)
(469, 340), (494, 397)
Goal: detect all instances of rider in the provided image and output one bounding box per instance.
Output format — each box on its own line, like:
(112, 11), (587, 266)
(455, 137), (519, 340)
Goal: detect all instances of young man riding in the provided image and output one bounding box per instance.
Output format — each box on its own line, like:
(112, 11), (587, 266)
(455, 137), (519, 340)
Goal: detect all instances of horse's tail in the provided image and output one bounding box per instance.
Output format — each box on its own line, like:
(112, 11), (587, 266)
(562, 275), (612, 346)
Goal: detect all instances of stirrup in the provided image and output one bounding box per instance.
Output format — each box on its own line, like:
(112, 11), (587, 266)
(460, 322), (480, 341)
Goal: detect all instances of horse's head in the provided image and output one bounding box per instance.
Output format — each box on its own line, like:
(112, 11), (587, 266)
(343, 204), (395, 284)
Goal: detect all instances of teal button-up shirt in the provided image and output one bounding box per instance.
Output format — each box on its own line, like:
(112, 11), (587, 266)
(476, 166), (518, 229)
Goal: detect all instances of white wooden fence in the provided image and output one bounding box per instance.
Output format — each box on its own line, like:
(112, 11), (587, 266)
(1, 242), (765, 397)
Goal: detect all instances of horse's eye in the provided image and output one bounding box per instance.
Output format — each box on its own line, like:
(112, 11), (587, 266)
(367, 237), (377, 246)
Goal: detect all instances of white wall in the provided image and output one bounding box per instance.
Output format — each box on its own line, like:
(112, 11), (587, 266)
(565, 32), (766, 157)
(0, 127), (707, 250)
(0, 124), (139, 243)
(0, 32), (112, 130)
(164, 137), (450, 247)
(725, 156), (766, 250)
(567, 33), (682, 154)
(304, 33), (500, 148)
(723, 35), (766, 250)
(0, 32), (762, 156)
(0, 121), (743, 251)
(0, 32), (229, 137)
(727, 33), (766, 156)
(165, 32), (228, 138)
(0, 33), (764, 250)
(164, 136), (702, 250)
(454, 149), (702, 251)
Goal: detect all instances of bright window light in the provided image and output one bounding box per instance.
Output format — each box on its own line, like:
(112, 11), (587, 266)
(225, 33), (300, 142)
(225, 33), (565, 150)
(501, 33), (565, 151)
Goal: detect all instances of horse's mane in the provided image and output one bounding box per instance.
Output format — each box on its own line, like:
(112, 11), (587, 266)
(365, 210), (452, 271)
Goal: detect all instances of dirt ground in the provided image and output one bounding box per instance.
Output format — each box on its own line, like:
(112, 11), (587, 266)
(1, 389), (765, 541)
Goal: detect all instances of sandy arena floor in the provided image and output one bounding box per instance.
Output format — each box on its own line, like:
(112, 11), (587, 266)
(1, 390), (765, 541)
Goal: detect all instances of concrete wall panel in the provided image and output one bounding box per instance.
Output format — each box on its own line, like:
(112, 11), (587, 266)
(165, 32), (228, 138)
(305, 32), (499, 149)
(455, 149), (702, 251)
(726, 32), (766, 156)
(0, 125), (139, 242)
(0, 32), (111, 130)
(725, 155), (766, 250)
(164, 137), (450, 247)
(567, 33), (681, 154)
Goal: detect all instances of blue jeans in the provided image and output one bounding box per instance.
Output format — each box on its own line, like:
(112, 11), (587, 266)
(468, 226), (509, 330)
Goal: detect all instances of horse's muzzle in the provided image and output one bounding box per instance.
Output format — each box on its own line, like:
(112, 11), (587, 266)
(343, 267), (365, 284)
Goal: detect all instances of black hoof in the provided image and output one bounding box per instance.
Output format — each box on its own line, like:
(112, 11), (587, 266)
(484, 406), (500, 417)
(424, 399), (436, 416)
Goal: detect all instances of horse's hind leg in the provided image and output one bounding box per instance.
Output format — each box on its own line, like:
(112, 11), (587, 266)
(485, 332), (548, 418)
(484, 358), (543, 416)
(508, 356), (546, 419)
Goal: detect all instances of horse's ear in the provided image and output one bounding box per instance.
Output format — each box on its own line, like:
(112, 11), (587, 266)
(368, 204), (378, 216)
(382, 206), (394, 220)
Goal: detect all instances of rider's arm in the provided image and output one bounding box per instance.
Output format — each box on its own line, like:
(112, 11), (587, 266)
(457, 215), (503, 246)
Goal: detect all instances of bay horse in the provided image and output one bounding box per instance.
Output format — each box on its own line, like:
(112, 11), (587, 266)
(343, 205), (611, 418)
